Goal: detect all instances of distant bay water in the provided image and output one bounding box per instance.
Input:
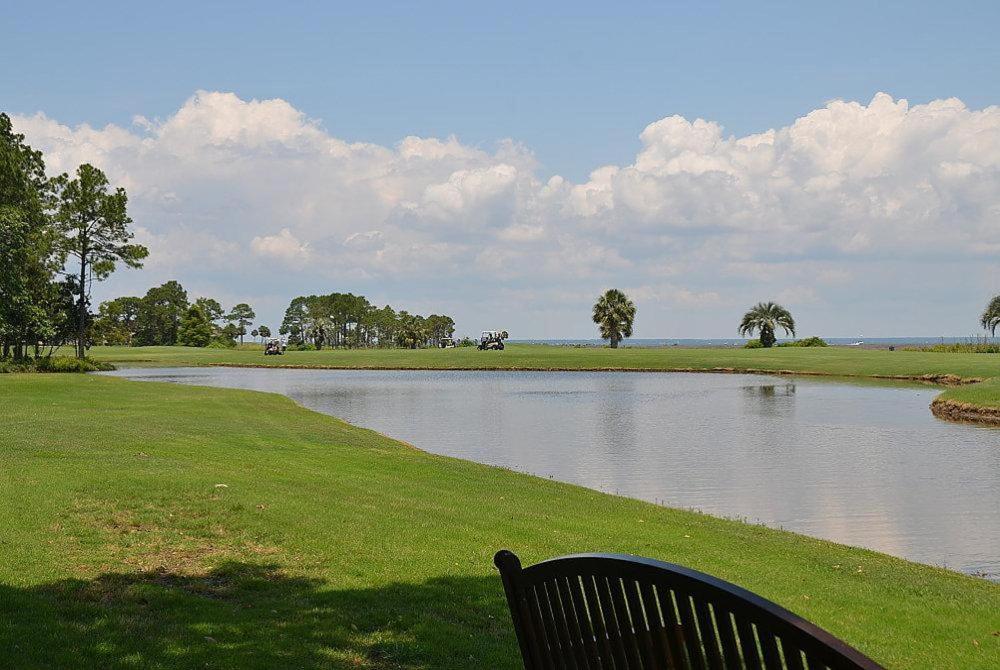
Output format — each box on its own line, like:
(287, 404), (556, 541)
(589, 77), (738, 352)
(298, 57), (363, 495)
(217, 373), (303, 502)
(508, 337), (987, 348)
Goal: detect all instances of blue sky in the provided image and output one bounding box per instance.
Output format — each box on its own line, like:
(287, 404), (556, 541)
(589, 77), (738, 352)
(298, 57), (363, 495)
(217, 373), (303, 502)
(5, 2), (1000, 337)
(9, 1), (999, 180)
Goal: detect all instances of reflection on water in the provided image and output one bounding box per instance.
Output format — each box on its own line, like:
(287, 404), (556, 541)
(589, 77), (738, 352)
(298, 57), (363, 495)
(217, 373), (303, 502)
(102, 367), (1000, 579)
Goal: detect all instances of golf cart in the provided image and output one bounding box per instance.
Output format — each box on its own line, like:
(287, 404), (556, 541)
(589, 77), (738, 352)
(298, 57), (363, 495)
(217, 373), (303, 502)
(264, 338), (286, 356)
(439, 337), (455, 349)
(478, 330), (508, 350)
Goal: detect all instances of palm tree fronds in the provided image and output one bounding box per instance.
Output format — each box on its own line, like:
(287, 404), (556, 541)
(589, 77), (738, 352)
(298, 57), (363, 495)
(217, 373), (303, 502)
(738, 301), (795, 347)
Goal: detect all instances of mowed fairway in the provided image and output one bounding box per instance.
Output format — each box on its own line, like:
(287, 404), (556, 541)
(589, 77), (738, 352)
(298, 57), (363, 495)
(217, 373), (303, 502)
(1, 374), (997, 668)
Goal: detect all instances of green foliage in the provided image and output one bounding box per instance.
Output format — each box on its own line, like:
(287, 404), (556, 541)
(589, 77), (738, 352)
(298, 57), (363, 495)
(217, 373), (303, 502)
(0, 113), (68, 359)
(394, 311), (426, 349)
(53, 163), (148, 357)
(93, 289), (252, 349)
(194, 297), (224, 324)
(279, 293), (454, 349)
(219, 323), (240, 344)
(177, 305), (214, 347)
(738, 302), (796, 348)
(135, 281), (189, 346)
(33, 356), (114, 372)
(980, 296), (1000, 336)
(744, 338), (764, 349)
(205, 340), (234, 349)
(257, 325), (272, 339)
(0, 355), (113, 373)
(592, 288), (636, 348)
(226, 303), (256, 344)
(91, 296), (142, 345)
(799, 336), (827, 347)
(777, 336), (828, 347)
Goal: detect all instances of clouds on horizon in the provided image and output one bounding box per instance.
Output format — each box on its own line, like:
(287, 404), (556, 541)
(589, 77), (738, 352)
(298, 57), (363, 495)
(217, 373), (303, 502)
(12, 91), (1000, 337)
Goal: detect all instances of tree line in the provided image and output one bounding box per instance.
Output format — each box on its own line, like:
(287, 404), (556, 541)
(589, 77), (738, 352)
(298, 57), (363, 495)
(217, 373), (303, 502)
(2, 113), (459, 358)
(1, 113), (147, 359)
(280, 294), (455, 349)
(92, 282), (261, 348)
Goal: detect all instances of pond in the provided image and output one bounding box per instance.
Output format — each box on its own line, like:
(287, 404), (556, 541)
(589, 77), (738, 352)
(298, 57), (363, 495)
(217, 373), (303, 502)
(101, 367), (1000, 579)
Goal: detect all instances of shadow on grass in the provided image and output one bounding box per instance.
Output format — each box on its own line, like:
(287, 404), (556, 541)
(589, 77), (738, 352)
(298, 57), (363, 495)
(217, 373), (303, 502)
(0, 562), (518, 669)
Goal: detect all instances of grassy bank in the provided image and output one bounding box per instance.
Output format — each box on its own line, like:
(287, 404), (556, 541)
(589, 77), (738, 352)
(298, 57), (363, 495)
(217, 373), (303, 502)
(90, 343), (1000, 379)
(932, 377), (1000, 424)
(90, 343), (1000, 415)
(1, 374), (997, 668)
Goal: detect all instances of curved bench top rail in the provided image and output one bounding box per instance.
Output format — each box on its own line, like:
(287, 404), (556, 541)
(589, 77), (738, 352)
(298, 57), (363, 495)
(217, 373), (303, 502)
(495, 550), (884, 670)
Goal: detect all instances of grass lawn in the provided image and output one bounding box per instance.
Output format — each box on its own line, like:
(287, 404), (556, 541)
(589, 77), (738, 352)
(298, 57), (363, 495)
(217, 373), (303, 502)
(1, 374), (997, 668)
(91, 343), (1000, 410)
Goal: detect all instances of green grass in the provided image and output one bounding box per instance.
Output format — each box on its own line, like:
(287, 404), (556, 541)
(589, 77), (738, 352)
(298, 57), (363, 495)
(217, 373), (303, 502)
(937, 376), (1000, 406)
(91, 343), (1000, 410)
(1, 374), (997, 668)
(89, 343), (1000, 378)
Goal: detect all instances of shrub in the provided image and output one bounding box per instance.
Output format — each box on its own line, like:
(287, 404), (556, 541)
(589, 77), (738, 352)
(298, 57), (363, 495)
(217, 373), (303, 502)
(207, 337), (237, 349)
(286, 343), (316, 351)
(777, 336), (828, 347)
(34, 356), (115, 373)
(0, 356), (114, 373)
(743, 339), (763, 349)
(799, 336), (828, 347)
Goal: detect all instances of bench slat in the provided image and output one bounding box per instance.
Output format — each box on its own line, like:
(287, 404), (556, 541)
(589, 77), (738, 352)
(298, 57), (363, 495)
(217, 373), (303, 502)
(495, 551), (883, 670)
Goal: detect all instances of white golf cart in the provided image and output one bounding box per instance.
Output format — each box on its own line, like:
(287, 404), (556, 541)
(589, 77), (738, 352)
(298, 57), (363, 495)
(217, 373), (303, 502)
(478, 330), (508, 350)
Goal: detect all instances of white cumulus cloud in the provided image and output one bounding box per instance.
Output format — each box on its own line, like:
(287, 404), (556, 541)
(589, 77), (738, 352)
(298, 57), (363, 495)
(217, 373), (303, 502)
(12, 90), (1000, 337)
(251, 228), (311, 263)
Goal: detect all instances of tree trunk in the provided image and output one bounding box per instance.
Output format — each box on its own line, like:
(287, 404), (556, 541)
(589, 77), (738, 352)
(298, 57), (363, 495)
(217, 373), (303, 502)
(760, 325), (776, 348)
(76, 255), (88, 359)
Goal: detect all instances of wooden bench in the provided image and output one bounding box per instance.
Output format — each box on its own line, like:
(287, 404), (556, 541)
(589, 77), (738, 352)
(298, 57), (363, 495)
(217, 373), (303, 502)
(494, 551), (883, 669)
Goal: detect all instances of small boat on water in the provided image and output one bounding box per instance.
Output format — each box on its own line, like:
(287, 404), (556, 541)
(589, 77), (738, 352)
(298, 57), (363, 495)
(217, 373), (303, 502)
(846, 340), (864, 346)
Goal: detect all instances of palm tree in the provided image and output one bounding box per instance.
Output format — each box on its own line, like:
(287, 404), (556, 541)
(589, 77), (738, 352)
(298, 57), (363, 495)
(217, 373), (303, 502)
(981, 295), (1000, 336)
(739, 301), (795, 348)
(592, 289), (636, 348)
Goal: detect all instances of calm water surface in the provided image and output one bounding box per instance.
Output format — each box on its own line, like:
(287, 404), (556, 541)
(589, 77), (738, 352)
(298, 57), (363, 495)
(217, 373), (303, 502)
(102, 367), (1000, 578)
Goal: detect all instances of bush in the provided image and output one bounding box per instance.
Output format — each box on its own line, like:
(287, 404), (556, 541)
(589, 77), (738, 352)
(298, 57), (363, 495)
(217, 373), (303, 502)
(743, 339), (763, 349)
(777, 336), (828, 348)
(0, 356), (114, 374)
(286, 343), (316, 351)
(207, 337), (237, 349)
(800, 336), (828, 347)
(34, 356), (115, 373)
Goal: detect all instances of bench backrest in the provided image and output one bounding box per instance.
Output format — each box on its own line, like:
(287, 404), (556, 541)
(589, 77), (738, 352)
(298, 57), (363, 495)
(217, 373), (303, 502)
(494, 551), (883, 670)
